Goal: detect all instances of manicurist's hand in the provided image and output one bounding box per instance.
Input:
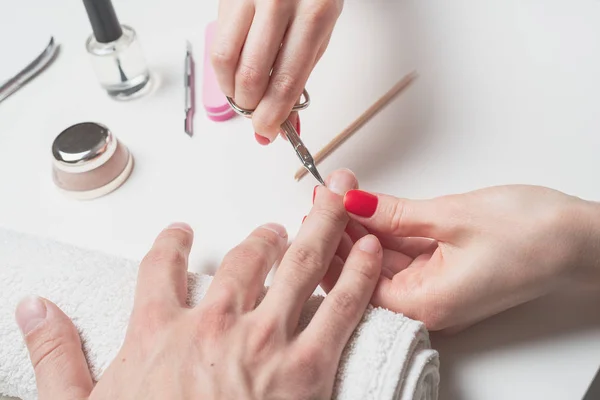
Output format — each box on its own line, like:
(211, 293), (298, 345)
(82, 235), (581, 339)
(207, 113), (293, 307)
(15, 171), (380, 399)
(326, 182), (600, 332)
(211, 0), (343, 144)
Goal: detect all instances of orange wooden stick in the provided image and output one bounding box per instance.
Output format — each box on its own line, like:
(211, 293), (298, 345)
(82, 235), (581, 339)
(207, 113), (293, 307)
(295, 71), (418, 181)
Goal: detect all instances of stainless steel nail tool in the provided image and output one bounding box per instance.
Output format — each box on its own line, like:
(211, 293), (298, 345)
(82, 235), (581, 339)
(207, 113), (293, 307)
(226, 90), (325, 185)
(184, 41), (195, 137)
(0, 37), (59, 104)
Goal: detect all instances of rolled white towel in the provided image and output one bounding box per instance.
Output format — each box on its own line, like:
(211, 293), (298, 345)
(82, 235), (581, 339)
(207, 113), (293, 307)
(0, 227), (439, 400)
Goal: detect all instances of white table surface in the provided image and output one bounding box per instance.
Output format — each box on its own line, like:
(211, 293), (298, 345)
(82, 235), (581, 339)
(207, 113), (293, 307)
(1, 0), (600, 399)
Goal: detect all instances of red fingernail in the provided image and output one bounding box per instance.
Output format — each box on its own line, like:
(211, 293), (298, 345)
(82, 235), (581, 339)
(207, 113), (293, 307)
(302, 215), (307, 223)
(296, 116), (301, 136)
(344, 190), (378, 217)
(312, 185), (318, 203)
(255, 133), (271, 146)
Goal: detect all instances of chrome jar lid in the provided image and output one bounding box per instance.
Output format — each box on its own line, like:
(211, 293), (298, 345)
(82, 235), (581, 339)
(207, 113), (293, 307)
(51, 122), (133, 200)
(52, 122), (117, 173)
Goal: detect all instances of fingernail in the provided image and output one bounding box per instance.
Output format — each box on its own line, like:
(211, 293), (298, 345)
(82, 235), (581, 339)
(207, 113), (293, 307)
(302, 215), (307, 223)
(262, 223), (288, 238)
(296, 116), (301, 136)
(312, 185), (318, 203)
(15, 296), (47, 335)
(358, 235), (381, 254)
(255, 133), (271, 146)
(327, 169), (357, 196)
(167, 222), (193, 234)
(344, 190), (378, 217)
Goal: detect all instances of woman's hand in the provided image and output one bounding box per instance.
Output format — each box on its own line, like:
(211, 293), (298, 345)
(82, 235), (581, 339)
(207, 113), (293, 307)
(325, 182), (600, 333)
(211, 0), (343, 144)
(15, 171), (380, 399)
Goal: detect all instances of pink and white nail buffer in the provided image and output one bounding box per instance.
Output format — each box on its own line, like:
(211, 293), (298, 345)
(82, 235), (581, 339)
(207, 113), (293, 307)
(203, 21), (236, 122)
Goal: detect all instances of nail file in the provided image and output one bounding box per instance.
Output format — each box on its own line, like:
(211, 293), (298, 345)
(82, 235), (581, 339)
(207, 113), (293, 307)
(203, 21), (236, 122)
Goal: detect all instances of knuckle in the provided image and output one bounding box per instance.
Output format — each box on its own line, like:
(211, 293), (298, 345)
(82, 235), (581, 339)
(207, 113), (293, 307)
(290, 342), (322, 382)
(195, 301), (234, 338)
(246, 314), (281, 355)
(348, 257), (379, 282)
(265, 0), (290, 9)
(223, 244), (267, 271)
(285, 244), (323, 277)
(143, 247), (186, 269)
(313, 205), (346, 226)
(27, 325), (78, 372)
(389, 199), (408, 236)
(270, 71), (301, 102)
(211, 47), (237, 70)
(236, 62), (264, 93)
(210, 282), (239, 311)
(301, 1), (340, 25)
(328, 291), (360, 319)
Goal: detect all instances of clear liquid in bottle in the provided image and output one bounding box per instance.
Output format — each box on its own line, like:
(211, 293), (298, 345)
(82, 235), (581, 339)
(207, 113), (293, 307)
(86, 25), (151, 100)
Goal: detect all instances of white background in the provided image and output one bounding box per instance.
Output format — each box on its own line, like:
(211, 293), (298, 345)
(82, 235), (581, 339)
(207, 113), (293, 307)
(1, 0), (599, 399)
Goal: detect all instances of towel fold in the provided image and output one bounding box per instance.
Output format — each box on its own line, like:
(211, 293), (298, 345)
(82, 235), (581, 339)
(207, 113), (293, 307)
(0, 227), (439, 400)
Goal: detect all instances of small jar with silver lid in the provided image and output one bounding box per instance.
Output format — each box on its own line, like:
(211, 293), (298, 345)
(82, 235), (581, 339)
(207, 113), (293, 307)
(52, 122), (134, 200)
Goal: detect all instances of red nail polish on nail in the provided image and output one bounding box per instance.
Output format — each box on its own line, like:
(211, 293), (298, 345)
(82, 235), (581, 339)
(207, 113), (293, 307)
(296, 117), (301, 136)
(255, 133), (271, 146)
(344, 190), (378, 217)
(312, 185), (318, 203)
(302, 215), (307, 223)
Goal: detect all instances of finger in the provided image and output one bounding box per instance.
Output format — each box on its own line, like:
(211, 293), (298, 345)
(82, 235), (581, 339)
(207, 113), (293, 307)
(136, 223), (193, 310)
(203, 223), (288, 312)
(346, 219), (438, 258)
(344, 190), (458, 241)
(234, 2), (293, 110)
(383, 237), (438, 258)
(318, 233), (352, 293)
(252, 5), (340, 139)
(381, 267), (395, 279)
(336, 232), (354, 261)
(321, 231), (366, 292)
(344, 219), (370, 242)
(382, 248), (413, 274)
(261, 169), (357, 331)
(299, 235), (381, 360)
(16, 296), (93, 400)
(211, 1), (255, 97)
(320, 255), (344, 293)
(325, 247), (415, 290)
(281, 33), (329, 143)
(407, 253), (434, 270)
(371, 251), (444, 326)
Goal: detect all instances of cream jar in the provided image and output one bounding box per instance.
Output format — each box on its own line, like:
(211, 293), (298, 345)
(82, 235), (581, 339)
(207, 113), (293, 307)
(51, 122), (134, 200)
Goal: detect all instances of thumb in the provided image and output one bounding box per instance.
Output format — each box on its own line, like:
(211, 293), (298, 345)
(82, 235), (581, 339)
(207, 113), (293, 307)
(15, 296), (93, 400)
(343, 190), (456, 241)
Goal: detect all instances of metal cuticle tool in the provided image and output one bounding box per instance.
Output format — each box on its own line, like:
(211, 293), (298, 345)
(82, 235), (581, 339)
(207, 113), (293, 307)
(0, 37), (59, 104)
(226, 89), (325, 185)
(184, 40), (195, 137)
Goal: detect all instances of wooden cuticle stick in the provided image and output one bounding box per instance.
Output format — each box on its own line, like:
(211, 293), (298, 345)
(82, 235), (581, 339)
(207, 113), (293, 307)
(294, 70), (418, 181)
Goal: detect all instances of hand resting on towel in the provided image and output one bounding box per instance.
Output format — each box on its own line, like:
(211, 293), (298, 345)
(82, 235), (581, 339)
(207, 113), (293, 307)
(14, 171), (381, 400)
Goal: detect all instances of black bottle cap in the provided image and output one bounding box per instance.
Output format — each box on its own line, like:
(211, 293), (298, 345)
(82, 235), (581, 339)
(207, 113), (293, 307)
(83, 0), (123, 43)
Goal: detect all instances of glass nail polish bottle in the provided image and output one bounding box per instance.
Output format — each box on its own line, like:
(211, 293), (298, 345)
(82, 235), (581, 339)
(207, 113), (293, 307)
(83, 0), (151, 100)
